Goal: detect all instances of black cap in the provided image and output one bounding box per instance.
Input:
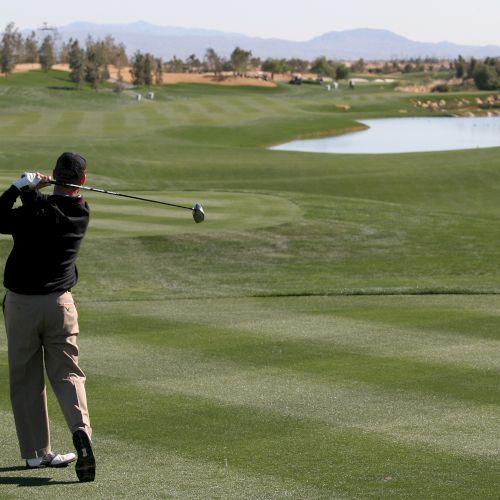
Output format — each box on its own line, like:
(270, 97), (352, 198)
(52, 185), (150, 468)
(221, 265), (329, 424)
(53, 152), (87, 183)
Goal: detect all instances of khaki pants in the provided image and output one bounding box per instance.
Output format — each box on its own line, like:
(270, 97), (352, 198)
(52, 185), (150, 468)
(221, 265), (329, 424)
(3, 290), (92, 459)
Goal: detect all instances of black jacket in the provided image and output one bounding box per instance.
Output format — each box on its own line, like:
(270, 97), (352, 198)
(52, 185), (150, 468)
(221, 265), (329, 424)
(0, 185), (90, 294)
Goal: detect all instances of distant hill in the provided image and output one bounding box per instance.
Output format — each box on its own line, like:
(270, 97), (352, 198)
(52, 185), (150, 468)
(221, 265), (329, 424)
(24, 22), (500, 61)
(308, 29), (500, 60)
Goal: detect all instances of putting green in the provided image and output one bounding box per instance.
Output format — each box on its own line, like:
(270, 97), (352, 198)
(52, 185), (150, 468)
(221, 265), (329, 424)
(85, 190), (302, 236)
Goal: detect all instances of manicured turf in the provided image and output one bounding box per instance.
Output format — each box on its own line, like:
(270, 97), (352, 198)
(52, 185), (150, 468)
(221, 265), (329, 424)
(0, 70), (499, 498)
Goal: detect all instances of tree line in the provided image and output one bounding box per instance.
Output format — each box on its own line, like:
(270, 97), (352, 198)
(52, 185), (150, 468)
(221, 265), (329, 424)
(0, 22), (166, 89)
(165, 50), (350, 80)
(1, 22), (499, 91)
(453, 55), (500, 90)
(0, 22), (352, 88)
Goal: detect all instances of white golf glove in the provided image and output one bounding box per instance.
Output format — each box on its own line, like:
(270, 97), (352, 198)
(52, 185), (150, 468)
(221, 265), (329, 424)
(12, 172), (42, 191)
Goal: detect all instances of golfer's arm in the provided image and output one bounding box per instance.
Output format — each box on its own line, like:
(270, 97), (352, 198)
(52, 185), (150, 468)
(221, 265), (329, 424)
(0, 185), (21, 234)
(20, 189), (48, 205)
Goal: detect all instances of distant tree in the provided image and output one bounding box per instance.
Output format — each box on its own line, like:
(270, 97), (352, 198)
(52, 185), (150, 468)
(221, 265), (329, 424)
(68, 39), (85, 87)
(130, 51), (145, 84)
(249, 56), (261, 71)
(143, 53), (154, 85)
(382, 62), (392, 74)
(260, 58), (275, 73)
(38, 35), (55, 71)
(261, 58), (289, 75)
(350, 58), (366, 73)
(101, 35), (128, 78)
(204, 47), (223, 77)
(455, 54), (466, 79)
(335, 63), (350, 80)
(130, 51), (156, 85)
(101, 35), (117, 63)
(482, 57), (500, 87)
(22, 31), (39, 63)
(230, 46), (252, 74)
(484, 56), (500, 71)
(391, 60), (402, 72)
(84, 37), (108, 90)
(280, 59), (293, 73)
(154, 57), (163, 84)
(166, 55), (185, 73)
(185, 54), (201, 72)
(466, 57), (477, 79)
(59, 40), (71, 64)
(473, 64), (499, 90)
(113, 43), (129, 69)
(0, 22), (22, 74)
(403, 62), (413, 73)
(287, 58), (309, 74)
(310, 56), (335, 78)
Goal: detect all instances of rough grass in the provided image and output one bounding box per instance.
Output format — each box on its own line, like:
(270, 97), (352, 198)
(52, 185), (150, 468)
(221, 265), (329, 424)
(0, 70), (499, 498)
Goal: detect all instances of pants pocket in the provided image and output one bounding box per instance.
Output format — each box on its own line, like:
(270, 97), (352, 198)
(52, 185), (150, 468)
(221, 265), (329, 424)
(60, 302), (79, 335)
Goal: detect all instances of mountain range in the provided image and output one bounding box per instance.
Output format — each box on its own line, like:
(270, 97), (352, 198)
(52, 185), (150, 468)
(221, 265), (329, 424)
(27, 21), (500, 61)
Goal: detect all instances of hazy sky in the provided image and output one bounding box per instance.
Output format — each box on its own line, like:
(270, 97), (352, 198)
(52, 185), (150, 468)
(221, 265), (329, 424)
(2, 0), (500, 46)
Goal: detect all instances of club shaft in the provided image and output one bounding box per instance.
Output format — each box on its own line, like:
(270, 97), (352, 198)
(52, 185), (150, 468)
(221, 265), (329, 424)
(50, 180), (194, 211)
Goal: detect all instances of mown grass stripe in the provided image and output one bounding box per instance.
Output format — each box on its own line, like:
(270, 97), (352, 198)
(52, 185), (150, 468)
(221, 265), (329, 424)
(88, 219), (189, 234)
(122, 106), (152, 131)
(76, 111), (104, 136)
(24, 111), (62, 136)
(0, 408), (329, 499)
(135, 104), (173, 129)
(165, 101), (217, 125)
(83, 376), (500, 498)
(89, 296), (500, 369)
(78, 308), (500, 405)
(49, 111), (84, 135)
(223, 96), (262, 114)
(199, 99), (227, 115)
(73, 330), (500, 458)
(256, 95), (295, 113)
(103, 110), (128, 134)
(0, 111), (41, 136)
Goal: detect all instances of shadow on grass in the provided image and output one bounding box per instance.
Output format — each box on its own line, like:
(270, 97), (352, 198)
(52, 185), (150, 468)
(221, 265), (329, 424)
(0, 466), (79, 486)
(47, 86), (75, 91)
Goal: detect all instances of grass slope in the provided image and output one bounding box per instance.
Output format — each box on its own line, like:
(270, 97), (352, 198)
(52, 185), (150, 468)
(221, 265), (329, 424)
(0, 70), (499, 498)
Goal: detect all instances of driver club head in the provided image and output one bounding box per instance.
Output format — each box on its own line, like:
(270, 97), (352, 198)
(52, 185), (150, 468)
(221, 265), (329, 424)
(192, 202), (205, 223)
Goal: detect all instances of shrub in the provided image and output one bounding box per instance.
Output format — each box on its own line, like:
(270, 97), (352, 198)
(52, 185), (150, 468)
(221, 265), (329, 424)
(432, 83), (449, 92)
(473, 64), (499, 90)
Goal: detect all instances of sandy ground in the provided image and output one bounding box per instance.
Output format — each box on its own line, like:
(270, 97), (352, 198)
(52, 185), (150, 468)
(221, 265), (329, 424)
(108, 67), (278, 87)
(3, 63), (278, 87)
(2, 62), (70, 75)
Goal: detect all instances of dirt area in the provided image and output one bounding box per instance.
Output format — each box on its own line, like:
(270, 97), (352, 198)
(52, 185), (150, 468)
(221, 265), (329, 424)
(3, 63), (277, 87)
(166, 73), (277, 87)
(396, 84), (438, 93)
(395, 80), (454, 93)
(11, 63), (41, 73)
(109, 67), (277, 87)
(1, 62), (69, 76)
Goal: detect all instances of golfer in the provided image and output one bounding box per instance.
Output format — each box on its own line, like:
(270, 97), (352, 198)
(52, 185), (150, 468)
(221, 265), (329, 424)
(0, 152), (95, 482)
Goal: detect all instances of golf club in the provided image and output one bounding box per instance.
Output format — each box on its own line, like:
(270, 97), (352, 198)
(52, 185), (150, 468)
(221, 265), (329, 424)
(50, 180), (205, 223)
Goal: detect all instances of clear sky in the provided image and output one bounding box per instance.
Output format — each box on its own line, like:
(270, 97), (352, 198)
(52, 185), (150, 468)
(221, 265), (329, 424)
(2, 0), (500, 47)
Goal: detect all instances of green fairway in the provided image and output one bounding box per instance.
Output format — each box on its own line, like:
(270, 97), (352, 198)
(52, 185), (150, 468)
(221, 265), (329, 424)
(0, 70), (499, 498)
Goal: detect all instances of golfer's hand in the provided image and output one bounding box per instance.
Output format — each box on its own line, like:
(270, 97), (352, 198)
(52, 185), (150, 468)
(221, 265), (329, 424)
(12, 172), (51, 191)
(34, 172), (52, 189)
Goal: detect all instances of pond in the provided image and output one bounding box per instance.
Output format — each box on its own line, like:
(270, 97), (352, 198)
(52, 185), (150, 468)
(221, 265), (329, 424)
(270, 116), (500, 154)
